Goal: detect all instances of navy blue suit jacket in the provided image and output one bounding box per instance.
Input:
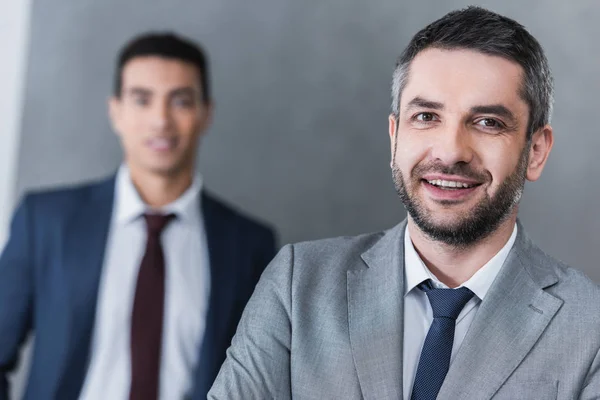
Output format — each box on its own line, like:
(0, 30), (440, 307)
(0, 176), (276, 400)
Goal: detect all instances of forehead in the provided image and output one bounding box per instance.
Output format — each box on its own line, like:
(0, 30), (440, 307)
(121, 56), (200, 90)
(401, 48), (528, 114)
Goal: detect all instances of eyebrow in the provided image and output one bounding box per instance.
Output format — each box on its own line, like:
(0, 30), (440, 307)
(169, 87), (197, 98)
(127, 87), (152, 97)
(405, 96), (445, 111)
(125, 86), (198, 98)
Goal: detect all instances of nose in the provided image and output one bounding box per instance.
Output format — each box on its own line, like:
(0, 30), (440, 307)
(429, 123), (474, 166)
(150, 100), (172, 131)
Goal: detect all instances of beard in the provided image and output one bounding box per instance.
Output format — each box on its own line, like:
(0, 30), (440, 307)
(392, 148), (529, 248)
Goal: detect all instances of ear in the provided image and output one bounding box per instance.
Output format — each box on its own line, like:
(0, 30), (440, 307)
(389, 114), (398, 166)
(526, 124), (554, 182)
(108, 96), (122, 136)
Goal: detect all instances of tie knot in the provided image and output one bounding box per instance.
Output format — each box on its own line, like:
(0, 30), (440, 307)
(143, 213), (176, 236)
(418, 279), (475, 320)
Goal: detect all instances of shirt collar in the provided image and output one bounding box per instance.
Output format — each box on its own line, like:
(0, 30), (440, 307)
(404, 223), (518, 300)
(114, 164), (203, 225)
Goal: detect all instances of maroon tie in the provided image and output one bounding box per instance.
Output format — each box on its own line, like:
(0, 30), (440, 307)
(129, 213), (175, 400)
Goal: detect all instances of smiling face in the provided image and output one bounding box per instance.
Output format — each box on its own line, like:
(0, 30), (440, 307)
(109, 56), (212, 180)
(389, 48), (551, 246)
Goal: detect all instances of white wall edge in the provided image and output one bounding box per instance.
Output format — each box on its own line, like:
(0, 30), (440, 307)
(0, 0), (34, 395)
(0, 0), (33, 247)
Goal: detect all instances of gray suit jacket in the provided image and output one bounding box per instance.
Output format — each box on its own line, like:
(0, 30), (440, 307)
(209, 221), (600, 399)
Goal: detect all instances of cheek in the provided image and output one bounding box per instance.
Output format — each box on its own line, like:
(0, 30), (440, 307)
(477, 143), (521, 186)
(120, 111), (147, 136)
(174, 113), (200, 136)
(394, 131), (430, 171)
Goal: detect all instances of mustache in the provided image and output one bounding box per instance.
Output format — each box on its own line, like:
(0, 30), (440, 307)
(411, 162), (490, 182)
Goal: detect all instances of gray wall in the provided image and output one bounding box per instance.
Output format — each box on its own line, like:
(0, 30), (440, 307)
(17, 0), (600, 283)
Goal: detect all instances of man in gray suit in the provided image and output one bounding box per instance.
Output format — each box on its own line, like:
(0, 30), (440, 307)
(209, 7), (600, 400)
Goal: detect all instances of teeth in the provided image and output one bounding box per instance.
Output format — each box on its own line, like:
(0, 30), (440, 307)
(427, 179), (474, 188)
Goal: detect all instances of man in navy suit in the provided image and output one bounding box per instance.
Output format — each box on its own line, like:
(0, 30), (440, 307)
(0, 32), (276, 400)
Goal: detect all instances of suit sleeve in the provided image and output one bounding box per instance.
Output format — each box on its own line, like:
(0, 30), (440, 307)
(580, 346), (600, 399)
(208, 244), (293, 400)
(0, 196), (35, 400)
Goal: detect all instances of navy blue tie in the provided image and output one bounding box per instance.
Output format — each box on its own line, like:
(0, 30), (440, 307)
(410, 279), (475, 400)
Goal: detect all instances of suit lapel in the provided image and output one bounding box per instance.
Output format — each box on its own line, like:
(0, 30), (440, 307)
(192, 192), (239, 398)
(56, 177), (115, 399)
(347, 221), (406, 400)
(438, 224), (563, 399)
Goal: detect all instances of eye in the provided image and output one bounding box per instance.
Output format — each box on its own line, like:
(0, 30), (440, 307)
(172, 96), (194, 108)
(475, 118), (504, 129)
(132, 96), (149, 106)
(414, 112), (438, 122)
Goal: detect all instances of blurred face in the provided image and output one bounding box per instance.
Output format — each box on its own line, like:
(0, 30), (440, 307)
(389, 48), (552, 246)
(109, 56), (212, 179)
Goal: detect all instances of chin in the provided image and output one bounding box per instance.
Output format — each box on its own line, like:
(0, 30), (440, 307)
(422, 196), (477, 211)
(141, 163), (181, 176)
(423, 215), (465, 229)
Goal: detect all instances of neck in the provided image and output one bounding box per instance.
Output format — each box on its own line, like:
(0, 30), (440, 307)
(127, 165), (194, 208)
(407, 212), (517, 288)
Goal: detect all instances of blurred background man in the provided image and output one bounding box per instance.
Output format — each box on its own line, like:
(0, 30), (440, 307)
(0, 33), (276, 400)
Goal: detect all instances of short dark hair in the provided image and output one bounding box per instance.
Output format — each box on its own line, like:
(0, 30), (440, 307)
(391, 6), (553, 137)
(114, 32), (211, 103)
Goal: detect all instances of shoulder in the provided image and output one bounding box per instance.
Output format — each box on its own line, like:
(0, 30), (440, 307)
(18, 176), (115, 217)
(202, 191), (275, 239)
(256, 229), (390, 314)
(550, 257), (600, 307)
(535, 252), (600, 352)
(523, 238), (600, 316)
(291, 230), (385, 266)
(266, 229), (387, 284)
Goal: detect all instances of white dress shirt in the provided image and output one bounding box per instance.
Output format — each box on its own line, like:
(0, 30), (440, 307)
(79, 165), (211, 400)
(402, 224), (517, 399)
